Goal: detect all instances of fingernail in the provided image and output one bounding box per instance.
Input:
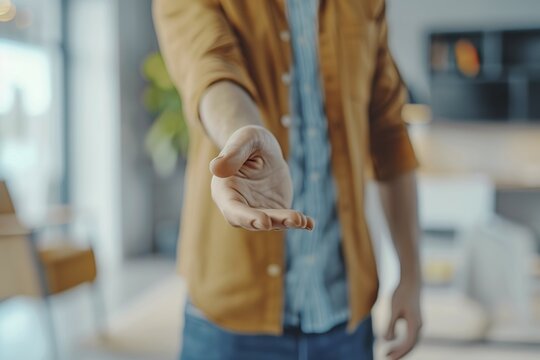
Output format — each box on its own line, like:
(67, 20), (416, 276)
(253, 221), (263, 229)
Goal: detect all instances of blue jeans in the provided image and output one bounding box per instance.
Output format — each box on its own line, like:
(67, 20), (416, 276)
(180, 302), (374, 360)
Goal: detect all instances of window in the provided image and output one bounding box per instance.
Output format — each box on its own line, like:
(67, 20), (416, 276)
(0, 0), (65, 220)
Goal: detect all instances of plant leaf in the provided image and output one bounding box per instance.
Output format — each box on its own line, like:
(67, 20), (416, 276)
(142, 52), (174, 90)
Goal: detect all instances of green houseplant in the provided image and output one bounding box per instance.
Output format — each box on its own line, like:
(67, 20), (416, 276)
(141, 52), (188, 177)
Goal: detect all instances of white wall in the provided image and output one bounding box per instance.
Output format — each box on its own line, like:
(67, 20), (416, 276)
(117, 0), (158, 257)
(387, 0), (540, 102)
(69, 0), (122, 268)
(68, 0), (159, 266)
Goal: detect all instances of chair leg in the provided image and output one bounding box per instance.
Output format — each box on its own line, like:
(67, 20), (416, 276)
(43, 297), (60, 360)
(90, 282), (108, 339)
(27, 231), (60, 359)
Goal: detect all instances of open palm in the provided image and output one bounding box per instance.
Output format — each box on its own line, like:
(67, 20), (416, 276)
(210, 126), (314, 231)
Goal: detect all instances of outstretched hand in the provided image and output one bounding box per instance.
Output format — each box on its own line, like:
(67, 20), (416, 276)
(210, 125), (314, 231)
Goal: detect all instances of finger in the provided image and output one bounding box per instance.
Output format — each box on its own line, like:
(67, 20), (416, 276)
(261, 209), (315, 230)
(387, 335), (417, 360)
(209, 148), (249, 178)
(221, 200), (272, 231)
(385, 311), (400, 341)
(305, 216), (315, 230)
(210, 129), (256, 178)
(387, 317), (421, 360)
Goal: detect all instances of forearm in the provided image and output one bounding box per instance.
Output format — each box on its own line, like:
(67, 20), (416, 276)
(378, 171), (421, 286)
(200, 81), (263, 149)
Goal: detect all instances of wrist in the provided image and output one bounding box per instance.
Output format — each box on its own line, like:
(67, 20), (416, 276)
(400, 264), (422, 287)
(200, 81), (264, 148)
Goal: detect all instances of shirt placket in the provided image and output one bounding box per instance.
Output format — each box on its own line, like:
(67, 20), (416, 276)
(288, 0), (327, 329)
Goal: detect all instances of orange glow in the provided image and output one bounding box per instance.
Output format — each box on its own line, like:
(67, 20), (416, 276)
(455, 39), (481, 77)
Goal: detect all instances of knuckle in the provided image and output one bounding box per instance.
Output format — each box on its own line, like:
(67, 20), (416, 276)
(243, 125), (259, 137)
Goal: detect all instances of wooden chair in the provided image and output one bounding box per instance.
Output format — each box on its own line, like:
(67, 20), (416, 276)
(0, 180), (106, 359)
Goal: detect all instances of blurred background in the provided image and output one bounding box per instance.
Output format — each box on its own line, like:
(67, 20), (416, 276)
(0, 0), (539, 359)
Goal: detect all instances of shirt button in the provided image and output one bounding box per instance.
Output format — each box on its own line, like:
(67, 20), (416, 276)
(305, 255), (316, 265)
(280, 115), (292, 128)
(307, 127), (317, 137)
(310, 172), (320, 182)
(280, 30), (290, 42)
(281, 72), (291, 85)
(267, 264), (281, 277)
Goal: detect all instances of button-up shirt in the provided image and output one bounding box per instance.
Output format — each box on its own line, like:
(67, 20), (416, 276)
(284, 0), (349, 333)
(154, 0), (419, 334)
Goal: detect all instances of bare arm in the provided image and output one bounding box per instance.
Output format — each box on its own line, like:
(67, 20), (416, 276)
(366, 0), (421, 356)
(379, 171), (421, 285)
(200, 81), (263, 148)
(379, 171), (422, 360)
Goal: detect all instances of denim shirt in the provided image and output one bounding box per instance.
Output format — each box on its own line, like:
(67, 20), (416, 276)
(284, 0), (349, 333)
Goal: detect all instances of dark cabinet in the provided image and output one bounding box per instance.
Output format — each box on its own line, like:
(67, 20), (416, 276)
(429, 28), (540, 121)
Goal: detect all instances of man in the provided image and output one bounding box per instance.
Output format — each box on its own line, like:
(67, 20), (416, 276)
(153, 0), (422, 359)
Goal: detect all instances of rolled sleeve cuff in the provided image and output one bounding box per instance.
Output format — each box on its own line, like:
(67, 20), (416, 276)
(371, 126), (419, 181)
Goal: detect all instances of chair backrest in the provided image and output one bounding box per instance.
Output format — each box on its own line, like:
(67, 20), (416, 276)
(0, 180), (41, 299)
(0, 180), (16, 215)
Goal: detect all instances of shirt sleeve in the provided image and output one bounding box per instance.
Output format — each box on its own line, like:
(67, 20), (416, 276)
(368, 3), (419, 181)
(152, 0), (258, 129)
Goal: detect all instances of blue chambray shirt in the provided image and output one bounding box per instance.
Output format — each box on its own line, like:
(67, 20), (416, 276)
(284, 0), (349, 333)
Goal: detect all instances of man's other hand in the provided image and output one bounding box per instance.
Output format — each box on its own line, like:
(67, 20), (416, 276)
(210, 125), (314, 232)
(385, 280), (422, 359)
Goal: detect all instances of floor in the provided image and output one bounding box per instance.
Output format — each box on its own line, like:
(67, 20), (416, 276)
(2, 256), (540, 360)
(0, 256), (175, 360)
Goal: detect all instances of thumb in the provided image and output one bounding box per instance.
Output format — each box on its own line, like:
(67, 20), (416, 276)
(210, 132), (255, 178)
(385, 311), (399, 341)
